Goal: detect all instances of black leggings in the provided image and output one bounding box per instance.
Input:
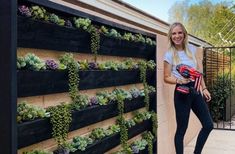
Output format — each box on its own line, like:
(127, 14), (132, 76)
(174, 85), (213, 154)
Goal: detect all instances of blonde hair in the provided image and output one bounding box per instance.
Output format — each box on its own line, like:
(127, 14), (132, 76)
(167, 22), (196, 65)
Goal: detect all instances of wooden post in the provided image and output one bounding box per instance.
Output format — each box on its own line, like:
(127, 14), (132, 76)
(0, 0), (17, 153)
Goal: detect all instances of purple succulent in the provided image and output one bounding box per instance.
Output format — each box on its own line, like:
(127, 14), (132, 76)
(132, 91), (139, 98)
(89, 96), (98, 106)
(131, 145), (139, 153)
(130, 89), (141, 98)
(65, 20), (73, 28)
(46, 59), (58, 70)
(88, 62), (98, 70)
(18, 5), (31, 17)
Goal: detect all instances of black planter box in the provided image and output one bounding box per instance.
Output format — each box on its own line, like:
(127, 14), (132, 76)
(18, 16), (91, 52)
(99, 35), (156, 59)
(17, 70), (155, 97)
(18, 94), (155, 148)
(70, 120), (151, 154)
(17, 16), (155, 59)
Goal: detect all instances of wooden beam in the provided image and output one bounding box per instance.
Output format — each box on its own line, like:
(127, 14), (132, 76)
(0, 0), (17, 153)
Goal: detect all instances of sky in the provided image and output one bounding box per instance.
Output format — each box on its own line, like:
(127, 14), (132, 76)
(122, 0), (232, 23)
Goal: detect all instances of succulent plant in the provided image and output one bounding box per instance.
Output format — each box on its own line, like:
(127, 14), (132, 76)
(88, 62), (98, 70)
(147, 60), (156, 70)
(48, 13), (65, 26)
(99, 26), (108, 35)
(65, 20), (73, 28)
(71, 136), (93, 151)
(146, 37), (153, 45)
(46, 59), (58, 70)
(30, 5), (48, 20)
(134, 34), (145, 43)
(107, 29), (122, 39)
(18, 5), (31, 17)
(72, 94), (89, 110)
(23, 149), (52, 154)
(89, 127), (106, 140)
(58, 63), (67, 70)
(17, 101), (49, 123)
(130, 87), (141, 98)
(24, 53), (46, 71)
(17, 56), (26, 69)
(73, 17), (91, 30)
(131, 145), (139, 153)
(125, 119), (136, 128)
(122, 33), (135, 41)
(78, 60), (89, 70)
(89, 96), (99, 106)
(59, 53), (76, 67)
(113, 88), (132, 101)
(96, 95), (109, 105)
(131, 139), (148, 151)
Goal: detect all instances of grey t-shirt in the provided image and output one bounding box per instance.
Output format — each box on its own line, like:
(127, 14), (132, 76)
(164, 45), (197, 79)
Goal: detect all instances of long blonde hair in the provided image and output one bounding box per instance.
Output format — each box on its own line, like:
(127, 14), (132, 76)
(167, 22), (196, 65)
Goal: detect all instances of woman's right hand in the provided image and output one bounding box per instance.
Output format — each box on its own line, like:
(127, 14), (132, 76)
(176, 78), (190, 84)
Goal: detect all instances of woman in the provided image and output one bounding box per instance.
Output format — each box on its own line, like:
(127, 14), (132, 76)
(163, 22), (213, 154)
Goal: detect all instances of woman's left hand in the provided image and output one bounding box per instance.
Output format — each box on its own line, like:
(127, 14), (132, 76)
(203, 89), (211, 102)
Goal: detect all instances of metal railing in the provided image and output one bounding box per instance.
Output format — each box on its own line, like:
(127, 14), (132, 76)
(204, 46), (235, 130)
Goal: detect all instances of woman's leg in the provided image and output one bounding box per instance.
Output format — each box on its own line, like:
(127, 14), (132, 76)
(191, 94), (214, 154)
(174, 91), (192, 154)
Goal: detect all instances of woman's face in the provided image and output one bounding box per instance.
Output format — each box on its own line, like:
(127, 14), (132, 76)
(171, 25), (185, 47)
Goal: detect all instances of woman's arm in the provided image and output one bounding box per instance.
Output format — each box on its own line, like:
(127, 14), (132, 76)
(195, 48), (211, 102)
(164, 61), (177, 84)
(164, 61), (190, 84)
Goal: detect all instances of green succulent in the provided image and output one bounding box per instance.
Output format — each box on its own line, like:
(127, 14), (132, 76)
(23, 53), (46, 71)
(23, 149), (52, 154)
(30, 5), (48, 20)
(17, 101), (49, 123)
(49, 13), (65, 26)
(134, 34), (145, 43)
(71, 136), (93, 151)
(90, 127), (106, 140)
(100, 26), (109, 35)
(17, 56), (26, 69)
(73, 17), (91, 30)
(122, 33), (135, 41)
(72, 94), (89, 110)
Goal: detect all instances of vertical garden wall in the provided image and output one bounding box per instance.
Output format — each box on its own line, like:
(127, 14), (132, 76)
(15, 0), (157, 153)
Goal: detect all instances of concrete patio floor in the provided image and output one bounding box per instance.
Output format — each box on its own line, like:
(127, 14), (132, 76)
(185, 129), (235, 154)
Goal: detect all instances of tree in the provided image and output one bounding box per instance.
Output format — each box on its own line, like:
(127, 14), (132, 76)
(168, 0), (235, 47)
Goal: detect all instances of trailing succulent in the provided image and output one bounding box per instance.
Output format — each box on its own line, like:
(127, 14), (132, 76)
(87, 25), (100, 62)
(143, 131), (154, 154)
(138, 60), (150, 110)
(115, 91), (129, 152)
(47, 104), (72, 148)
(151, 111), (158, 137)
